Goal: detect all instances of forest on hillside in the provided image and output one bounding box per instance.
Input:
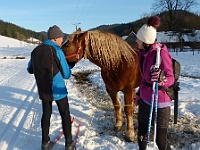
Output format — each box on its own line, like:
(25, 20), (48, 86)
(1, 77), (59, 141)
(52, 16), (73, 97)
(93, 10), (200, 37)
(0, 20), (46, 42)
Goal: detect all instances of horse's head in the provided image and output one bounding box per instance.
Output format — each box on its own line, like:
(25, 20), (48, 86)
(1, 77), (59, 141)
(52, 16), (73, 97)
(61, 28), (86, 63)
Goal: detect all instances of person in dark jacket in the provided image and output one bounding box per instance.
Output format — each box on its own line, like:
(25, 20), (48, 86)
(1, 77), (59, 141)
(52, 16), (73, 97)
(27, 25), (75, 150)
(134, 16), (174, 150)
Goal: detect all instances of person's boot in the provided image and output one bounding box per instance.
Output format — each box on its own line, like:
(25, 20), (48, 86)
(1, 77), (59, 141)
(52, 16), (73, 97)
(138, 135), (147, 150)
(65, 142), (75, 150)
(165, 143), (171, 150)
(41, 141), (53, 150)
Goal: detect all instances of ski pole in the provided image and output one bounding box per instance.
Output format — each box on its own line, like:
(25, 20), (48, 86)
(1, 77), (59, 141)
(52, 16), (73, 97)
(73, 121), (81, 143)
(52, 117), (75, 146)
(146, 46), (161, 150)
(153, 46), (161, 149)
(146, 82), (156, 149)
(153, 81), (158, 149)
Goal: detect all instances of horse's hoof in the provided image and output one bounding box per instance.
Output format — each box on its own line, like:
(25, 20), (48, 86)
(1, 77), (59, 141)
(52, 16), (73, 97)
(124, 136), (135, 142)
(114, 125), (122, 131)
(114, 121), (122, 131)
(125, 131), (135, 142)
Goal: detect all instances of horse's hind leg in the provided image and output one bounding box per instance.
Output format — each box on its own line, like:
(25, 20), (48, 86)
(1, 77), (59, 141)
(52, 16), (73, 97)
(106, 88), (122, 131)
(123, 87), (135, 142)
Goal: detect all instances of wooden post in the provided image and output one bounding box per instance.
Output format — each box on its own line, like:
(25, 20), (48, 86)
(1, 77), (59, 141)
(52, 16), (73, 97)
(174, 82), (179, 124)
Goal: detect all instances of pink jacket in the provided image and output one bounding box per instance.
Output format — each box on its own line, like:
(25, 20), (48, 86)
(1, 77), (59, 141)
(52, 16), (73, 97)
(138, 43), (174, 108)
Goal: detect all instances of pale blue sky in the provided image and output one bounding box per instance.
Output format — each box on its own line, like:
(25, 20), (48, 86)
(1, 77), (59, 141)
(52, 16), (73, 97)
(0, 0), (199, 34)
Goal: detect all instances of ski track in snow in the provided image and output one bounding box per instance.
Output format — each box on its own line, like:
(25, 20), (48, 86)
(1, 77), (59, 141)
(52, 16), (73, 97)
(0, 60), (25, 86)
(0, 59), (39, 150)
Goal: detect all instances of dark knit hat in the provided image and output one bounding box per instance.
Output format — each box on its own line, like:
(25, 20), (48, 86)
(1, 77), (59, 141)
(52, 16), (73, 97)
(47, 25), (63, 39)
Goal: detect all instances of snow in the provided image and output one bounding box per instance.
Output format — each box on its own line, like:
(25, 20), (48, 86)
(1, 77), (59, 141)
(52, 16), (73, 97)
(0, 35), (200, 150)
(0, 35), (36, 47)
(157, 30), (200, 42)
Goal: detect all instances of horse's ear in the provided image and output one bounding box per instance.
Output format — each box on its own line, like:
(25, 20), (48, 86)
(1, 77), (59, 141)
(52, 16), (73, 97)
(77, 32), (86, 47)
(77, 28), (81, 32)
(77, 32), (86, 41)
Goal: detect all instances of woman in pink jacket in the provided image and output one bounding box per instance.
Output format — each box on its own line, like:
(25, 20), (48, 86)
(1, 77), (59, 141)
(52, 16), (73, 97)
(135, 16), (174, 150)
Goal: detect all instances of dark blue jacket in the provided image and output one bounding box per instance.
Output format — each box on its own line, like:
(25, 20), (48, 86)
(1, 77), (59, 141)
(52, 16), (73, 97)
(27, 40), (72, 101)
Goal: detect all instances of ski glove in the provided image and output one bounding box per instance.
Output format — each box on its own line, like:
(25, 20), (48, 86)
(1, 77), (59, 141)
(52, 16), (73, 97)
(27, 61), (33, 74)
(67, 61), (76, 69)
(150, 68), (161, 82)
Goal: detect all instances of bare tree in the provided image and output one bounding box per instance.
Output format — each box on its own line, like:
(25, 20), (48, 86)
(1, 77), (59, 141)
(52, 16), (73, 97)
(152, 0), (198, 30)
(152, 0), (199, 52)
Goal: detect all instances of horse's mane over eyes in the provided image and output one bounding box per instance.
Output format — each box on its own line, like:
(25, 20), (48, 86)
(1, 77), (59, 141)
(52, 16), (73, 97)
(84, 30), (136, 69)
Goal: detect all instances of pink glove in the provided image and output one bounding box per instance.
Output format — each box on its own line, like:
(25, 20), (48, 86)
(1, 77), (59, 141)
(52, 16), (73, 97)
(150, 68), (161, 82)
(134, 95), (140, 106)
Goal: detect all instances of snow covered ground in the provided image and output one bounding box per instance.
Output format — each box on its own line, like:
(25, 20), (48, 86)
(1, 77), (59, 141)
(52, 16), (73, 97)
(0, 35), (200, 150)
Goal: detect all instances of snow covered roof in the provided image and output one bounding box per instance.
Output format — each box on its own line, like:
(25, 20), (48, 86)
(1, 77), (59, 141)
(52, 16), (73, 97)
(157, 30), (200, 43)
(123, 30), (200, 43)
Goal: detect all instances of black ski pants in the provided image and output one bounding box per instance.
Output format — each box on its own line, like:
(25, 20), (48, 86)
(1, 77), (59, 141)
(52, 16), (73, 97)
(41, 96), (72, 144)
(137, 100), (171, 150)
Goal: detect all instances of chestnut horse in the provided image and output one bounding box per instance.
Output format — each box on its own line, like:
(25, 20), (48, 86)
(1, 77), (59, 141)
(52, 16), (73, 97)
(62, 28), (141, 142)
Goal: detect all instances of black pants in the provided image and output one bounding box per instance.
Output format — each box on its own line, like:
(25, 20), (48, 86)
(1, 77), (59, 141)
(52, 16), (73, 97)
(41, 97), (72, 144)
(137, 100), (171, 150)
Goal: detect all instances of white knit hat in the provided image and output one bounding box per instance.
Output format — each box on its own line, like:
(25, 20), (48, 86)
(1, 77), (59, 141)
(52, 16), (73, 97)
(136, 16), (160, 44)
(136, 24), (157, 44)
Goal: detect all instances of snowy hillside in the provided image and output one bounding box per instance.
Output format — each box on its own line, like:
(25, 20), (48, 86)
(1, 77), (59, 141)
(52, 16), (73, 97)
(0, 35), (37, 47)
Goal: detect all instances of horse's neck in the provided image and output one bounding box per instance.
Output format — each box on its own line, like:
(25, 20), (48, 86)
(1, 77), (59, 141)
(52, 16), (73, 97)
(88, 57), (106, 70)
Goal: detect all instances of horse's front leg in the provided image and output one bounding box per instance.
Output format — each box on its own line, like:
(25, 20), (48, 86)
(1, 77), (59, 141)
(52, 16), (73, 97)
(106, 88), (122, 131)
(123, 87), (136, 142)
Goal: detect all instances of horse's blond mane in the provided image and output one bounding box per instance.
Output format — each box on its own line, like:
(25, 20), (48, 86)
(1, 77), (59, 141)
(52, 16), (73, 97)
(84, 30), (136, 70)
